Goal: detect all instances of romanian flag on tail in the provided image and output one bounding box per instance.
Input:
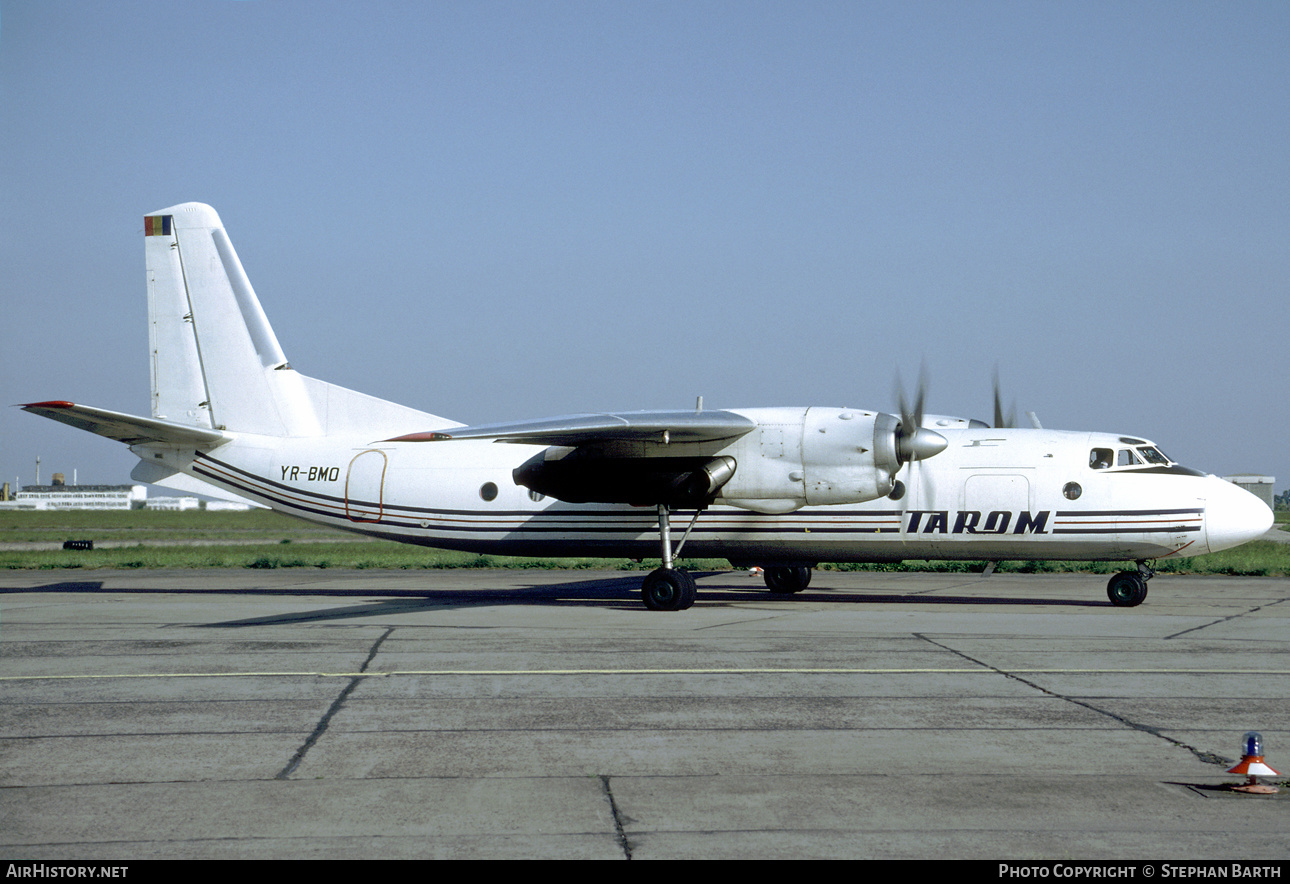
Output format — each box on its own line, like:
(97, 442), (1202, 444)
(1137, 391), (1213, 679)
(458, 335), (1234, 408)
(144, 215), (172, 236)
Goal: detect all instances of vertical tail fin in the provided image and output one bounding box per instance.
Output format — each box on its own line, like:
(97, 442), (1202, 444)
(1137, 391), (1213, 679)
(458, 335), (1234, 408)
(145, 202), (455, 438)
(146, 203), (321, 436)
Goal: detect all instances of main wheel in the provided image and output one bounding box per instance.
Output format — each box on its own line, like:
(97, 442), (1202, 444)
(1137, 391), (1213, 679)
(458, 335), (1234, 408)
(1107, 571), (1148, 607)
(764, 565), (812, 594)
(641, 567), (697, 611)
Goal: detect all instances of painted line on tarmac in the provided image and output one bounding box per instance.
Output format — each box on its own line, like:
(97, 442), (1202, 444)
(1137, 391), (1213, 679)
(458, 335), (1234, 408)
(3, 667), (1290, 682)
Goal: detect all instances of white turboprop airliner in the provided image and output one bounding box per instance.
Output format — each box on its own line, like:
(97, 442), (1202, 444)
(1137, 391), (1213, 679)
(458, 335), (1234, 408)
(24, 203), (1273, 610)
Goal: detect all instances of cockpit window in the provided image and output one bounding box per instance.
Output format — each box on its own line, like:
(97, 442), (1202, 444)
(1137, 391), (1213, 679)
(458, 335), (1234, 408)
(1137, 446), (1170, 465)
(1117, 449), (1142, 467)
(1091, 445), (1174, 471)
(1090, 448), (1113, 469)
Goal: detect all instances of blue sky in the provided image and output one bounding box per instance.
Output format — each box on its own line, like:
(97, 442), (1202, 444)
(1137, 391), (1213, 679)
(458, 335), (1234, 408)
(1, 1), (1287, 493)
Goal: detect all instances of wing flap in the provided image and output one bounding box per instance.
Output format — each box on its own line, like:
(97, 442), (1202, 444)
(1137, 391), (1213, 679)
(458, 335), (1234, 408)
(385, 410), (756, 446)
(21, 401), (230, 447)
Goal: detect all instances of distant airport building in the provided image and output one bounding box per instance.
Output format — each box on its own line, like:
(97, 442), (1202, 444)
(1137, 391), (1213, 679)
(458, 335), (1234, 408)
(12, 484), (147, 510)
(141, 495), (254, 511)
(144, 496), (202, 511)
(1223, 475), (1275, 509)
(0, 479), (253, 512)
(202, 500), (258, 511)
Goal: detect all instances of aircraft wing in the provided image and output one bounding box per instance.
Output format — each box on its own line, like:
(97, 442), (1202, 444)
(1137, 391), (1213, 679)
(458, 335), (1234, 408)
(386, 409), (757, 446)
(20, 401), (229, 447)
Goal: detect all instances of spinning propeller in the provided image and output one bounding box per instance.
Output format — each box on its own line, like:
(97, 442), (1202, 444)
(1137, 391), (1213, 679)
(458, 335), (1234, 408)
(893, 365), (948, 464)
(992, 368), (1017, 429)
(992, 368), (1042, 429)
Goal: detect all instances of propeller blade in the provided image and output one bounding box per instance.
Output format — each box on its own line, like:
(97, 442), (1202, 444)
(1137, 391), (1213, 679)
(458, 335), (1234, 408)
(893, 363), (946, 463)
(895, 362), (929, 429)
(992, 368), (1016, 429)
(894, 371), (908, 429)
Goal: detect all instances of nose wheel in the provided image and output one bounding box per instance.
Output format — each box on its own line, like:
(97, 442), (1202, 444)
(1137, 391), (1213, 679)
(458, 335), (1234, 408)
(1107, 562), (1154, 607)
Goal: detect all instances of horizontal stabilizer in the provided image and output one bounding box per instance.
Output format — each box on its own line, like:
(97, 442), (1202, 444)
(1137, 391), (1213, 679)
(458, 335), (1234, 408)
(20, 401), (229, 447)
(388, 409), (757, 446)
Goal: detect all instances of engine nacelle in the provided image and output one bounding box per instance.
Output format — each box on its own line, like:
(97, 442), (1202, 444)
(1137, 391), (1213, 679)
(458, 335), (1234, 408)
(801, 409), (900, 504)
(508, 406), (945, 513)
(715, 407), (940, 510)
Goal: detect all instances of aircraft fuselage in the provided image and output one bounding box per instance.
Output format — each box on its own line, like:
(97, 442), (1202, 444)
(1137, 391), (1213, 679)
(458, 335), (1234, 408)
(137, 419), (1262, 567)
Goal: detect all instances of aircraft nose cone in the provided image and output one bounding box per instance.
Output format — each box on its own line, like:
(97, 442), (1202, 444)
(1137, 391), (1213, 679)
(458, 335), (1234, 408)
(1204, 477), (1274, 554)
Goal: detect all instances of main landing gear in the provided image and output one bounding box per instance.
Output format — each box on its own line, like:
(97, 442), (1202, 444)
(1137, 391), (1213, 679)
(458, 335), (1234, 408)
(1107, 561), (1155, 607)
(641, 567), (696, 611)
(640, 504), (701, 611)
(763, 565), (812, 594)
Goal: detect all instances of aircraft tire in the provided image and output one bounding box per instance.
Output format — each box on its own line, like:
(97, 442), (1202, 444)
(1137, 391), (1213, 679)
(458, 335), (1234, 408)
(764, 565), (812, 594)
(641, 568), (696, 611)
(1106, 571), (1148, 607)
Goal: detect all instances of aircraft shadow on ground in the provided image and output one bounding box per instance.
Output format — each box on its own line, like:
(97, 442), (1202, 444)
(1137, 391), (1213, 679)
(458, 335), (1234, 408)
(4, 573), (1106, 628)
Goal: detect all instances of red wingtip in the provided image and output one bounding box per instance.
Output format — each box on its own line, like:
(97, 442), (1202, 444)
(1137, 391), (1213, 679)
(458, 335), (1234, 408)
(20, 400), (75, 409)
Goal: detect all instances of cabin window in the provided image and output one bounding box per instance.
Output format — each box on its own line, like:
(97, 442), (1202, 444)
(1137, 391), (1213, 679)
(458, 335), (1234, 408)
(1063, 482), (1082, 500)
(479, 482), (499, 502)
(1089, 448), (1113, 469)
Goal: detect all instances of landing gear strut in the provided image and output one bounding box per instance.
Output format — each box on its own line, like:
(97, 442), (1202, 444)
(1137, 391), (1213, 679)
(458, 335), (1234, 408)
(1107, 561), (1155, 607)
(763, 565), (812, 594)
(640, 504), (699, 611)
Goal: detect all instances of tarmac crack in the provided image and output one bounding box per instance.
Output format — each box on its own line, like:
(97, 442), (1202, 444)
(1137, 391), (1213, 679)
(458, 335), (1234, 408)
(600, 775), (633, 860)
(1163, 595), (1290, 640)
(914, 633), (1233, 769)
(276, 627), (393, 779)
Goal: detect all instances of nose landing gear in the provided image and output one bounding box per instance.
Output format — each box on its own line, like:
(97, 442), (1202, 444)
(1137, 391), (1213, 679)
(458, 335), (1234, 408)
(1107, 561), (1155, 607)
